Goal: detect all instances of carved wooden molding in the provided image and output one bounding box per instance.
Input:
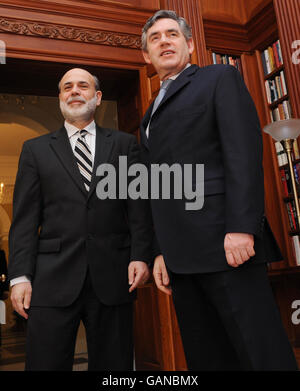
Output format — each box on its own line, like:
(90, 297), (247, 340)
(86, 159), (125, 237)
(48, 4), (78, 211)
(0, 17), (142, 49)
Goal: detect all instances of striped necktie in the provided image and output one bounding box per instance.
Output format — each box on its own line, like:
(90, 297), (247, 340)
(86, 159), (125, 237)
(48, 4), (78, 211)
(74, 129), (93, 192)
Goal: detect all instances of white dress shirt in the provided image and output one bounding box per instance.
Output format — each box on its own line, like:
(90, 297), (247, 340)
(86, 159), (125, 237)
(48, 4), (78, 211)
(10, 120), (96, 287)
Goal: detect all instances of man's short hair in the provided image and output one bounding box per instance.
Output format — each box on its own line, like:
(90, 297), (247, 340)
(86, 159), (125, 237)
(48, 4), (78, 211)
(142, 10), (192, 52)
(58, 73), (100, 92)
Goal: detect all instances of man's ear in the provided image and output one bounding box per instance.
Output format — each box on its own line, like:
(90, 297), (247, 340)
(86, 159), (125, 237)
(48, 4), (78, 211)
(96, 90), (102, 107)
(142, 50), (152, 65)
(187, 38), (194, 55)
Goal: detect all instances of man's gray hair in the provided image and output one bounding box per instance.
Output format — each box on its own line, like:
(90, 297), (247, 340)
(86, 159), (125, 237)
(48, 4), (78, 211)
(142, 10), (192, 52)
(58, 73), (100, 92)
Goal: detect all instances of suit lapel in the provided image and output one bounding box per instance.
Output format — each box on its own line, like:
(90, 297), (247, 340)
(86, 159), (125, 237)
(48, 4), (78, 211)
(140, 64), (199, 148)
(154, 64), (198, 114)
(87, 125), (113, 201)
(50, 127), (87, 196)
(140, 104), (153, 150)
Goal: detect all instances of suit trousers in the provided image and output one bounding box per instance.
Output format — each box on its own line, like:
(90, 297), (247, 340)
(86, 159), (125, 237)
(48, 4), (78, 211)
(25, 270), (133, 371)
(170, 262), (298, 371)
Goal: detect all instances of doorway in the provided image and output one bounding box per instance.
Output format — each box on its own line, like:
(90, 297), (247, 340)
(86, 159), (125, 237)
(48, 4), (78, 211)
(0, 57), (140, 370)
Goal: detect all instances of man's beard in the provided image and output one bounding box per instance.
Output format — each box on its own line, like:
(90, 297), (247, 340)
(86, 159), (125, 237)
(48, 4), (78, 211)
(59, 94), (98, 123)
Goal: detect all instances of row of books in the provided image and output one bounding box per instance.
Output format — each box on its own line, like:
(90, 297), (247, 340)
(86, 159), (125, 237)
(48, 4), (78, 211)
(270, 100), (292, 122)
(279, 164), (300, 198)
(265, 71), (288, 104)
(261, 40), (283, 75)
(282, 173), (300, 265)
(212, 53), (242, 73)
(286, 200), (299, 231)
(275, 141), (300, 167)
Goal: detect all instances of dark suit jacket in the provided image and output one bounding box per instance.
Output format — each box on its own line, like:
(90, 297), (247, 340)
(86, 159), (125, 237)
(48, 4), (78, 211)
(140, 64), (282, 274)
(8, 125), (153, 306)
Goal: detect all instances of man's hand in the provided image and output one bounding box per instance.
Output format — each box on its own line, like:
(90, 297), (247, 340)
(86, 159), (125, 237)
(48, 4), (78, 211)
(11, 282), (32, 319)
(153, 255), (172, 295)
(128, 261), (150, 292)
(224, 233), (255, 268)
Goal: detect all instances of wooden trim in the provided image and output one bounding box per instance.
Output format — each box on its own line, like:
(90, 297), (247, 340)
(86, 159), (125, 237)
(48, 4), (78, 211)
(0, 0), (159, 21)
(0, 16), (142, 49)
(204, 20), (250, 54)
(246, 1), (278, 50)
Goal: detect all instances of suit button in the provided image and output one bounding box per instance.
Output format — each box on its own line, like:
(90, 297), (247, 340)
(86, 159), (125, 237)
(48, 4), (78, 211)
(87, 234), (93, 240)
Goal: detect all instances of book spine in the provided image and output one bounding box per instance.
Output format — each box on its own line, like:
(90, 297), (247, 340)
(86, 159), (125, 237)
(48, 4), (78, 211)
(280, 71), (287, 95)
(293, 141), (300, 160)
(212, 52), (217, 64)
(269, 46), (276, 72)
(273, 42), (280, 68)
(292, 236), (300, 266)
(264, 49), (271, 74)
(261, 52), (268, 75)
(286, 202), (296, 230)
(280, 167), (289, 196)
(277, 40), (283, 65)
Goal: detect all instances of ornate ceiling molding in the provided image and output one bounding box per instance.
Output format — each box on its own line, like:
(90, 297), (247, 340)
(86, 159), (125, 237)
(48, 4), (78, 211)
(0, 17), (142, 49)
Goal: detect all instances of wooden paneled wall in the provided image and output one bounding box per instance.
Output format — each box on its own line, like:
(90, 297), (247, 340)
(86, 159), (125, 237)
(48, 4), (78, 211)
(274, 0), (300, 118)
(201, 0), (272, 24)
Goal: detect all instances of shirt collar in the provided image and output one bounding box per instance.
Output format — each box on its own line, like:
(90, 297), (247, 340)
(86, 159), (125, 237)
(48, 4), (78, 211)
(160, 63), (191, 85)
(64, 120), (96, 139)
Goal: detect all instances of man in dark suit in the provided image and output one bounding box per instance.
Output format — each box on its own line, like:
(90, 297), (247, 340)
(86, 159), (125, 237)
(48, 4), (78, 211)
(140, 10), (298, 370)
(8, 68), (152, 370)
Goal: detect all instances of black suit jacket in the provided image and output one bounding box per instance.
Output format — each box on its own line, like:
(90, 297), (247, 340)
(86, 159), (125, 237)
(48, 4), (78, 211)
(8, 125), (153, 306)
(140, 64), (282, 274)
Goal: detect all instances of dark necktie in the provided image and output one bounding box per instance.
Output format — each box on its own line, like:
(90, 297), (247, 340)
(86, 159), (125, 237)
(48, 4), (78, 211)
(74, 130), (93, 192)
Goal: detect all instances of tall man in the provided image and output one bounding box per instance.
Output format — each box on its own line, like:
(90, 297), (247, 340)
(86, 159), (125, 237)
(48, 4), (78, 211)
(140, 10), (298, 370)
(8, 68), (152, 370)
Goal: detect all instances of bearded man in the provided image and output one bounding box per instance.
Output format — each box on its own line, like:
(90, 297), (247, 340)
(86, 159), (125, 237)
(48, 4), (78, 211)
(8, 68), (152, 370)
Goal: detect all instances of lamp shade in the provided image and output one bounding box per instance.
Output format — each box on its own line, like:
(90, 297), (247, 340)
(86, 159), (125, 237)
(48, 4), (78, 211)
(263, 119), (300, 141)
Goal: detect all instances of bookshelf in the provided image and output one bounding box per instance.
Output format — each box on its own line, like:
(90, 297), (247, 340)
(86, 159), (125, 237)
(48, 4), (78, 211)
(212, 52), (243, 75)
(260, 40), (292, 122)
(208, 36), (300, 269)
(258, 39), (300, 267)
